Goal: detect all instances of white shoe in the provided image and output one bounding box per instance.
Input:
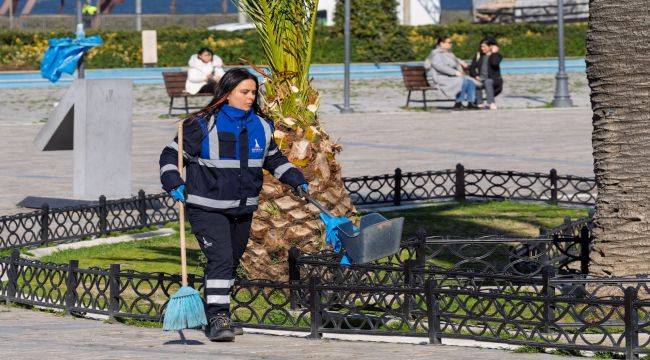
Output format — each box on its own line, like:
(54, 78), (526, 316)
(488, 103), (498, 110)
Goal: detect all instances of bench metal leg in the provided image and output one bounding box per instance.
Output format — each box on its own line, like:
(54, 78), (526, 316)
(168, 97), (174, 115)
(184, 97), (189, 114)
(422, 90), (427, 110)
(405, 90), (411, 107)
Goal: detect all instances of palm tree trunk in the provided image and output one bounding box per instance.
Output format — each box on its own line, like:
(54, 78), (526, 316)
(588, 0), (650, 276)
(234, 0), (357, 280)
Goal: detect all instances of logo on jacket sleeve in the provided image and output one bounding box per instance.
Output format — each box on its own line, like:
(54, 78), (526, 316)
(252, 139), (263, 154)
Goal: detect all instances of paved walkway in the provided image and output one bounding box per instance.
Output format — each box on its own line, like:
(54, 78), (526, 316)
(0, 75), (594, 214)
(0, 106), (592, 214)
(0, 305), (581, 360)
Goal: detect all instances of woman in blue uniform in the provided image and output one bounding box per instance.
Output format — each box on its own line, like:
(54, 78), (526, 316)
(159, 68), (308, 342)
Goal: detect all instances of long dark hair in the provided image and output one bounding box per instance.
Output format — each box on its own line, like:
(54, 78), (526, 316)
(476, 36), (498, 59)
(197, 47), (214, 56)
(191, 68), (265, 120)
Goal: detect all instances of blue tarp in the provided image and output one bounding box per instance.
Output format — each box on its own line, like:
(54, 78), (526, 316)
(40, 35), (102, 83)
(320, 213), (359, 266)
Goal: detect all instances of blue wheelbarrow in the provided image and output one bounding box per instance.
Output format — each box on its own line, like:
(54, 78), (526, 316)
(306, 195), (405, 264)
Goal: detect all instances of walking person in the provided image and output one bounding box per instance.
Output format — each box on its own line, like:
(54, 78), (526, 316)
(469, 37), (503, 110)
(81, 0), (98, 29)
(160, 68), (308, 342)
(424, 37), (479, 110)
(185, 47), (226, 95)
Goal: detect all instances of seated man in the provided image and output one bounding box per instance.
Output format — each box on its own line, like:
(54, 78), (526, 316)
(424, 37), (478, 110)
(469, 37), (503, 110)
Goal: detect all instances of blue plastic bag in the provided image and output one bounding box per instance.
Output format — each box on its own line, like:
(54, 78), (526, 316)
(319, 213), (359, 266)
(40, 34), (102, 83)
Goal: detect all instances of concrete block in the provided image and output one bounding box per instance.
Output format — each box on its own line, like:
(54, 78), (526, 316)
(33, 79), (133, 200)
(142, 30), (158, 66)
(34, 84), (76, 151)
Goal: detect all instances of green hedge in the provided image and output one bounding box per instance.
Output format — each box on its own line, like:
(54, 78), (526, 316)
(0, 23), (586, 70)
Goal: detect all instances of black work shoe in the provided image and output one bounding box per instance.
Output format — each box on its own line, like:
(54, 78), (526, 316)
(205, 314), (235, 342)
(465, 102), (480, 110)
(452, 102), (463, 109)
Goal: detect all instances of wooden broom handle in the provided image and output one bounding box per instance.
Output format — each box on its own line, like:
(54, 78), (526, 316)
(177, 121), (188, 287)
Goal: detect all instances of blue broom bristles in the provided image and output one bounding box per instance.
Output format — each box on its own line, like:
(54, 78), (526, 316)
(163, 285), (207, 331)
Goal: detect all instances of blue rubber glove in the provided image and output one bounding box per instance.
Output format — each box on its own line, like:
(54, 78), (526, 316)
(294, 183), (309, 198)
(170, 184), (186, 202)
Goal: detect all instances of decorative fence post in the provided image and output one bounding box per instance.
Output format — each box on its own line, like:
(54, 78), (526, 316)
(308, 276), (321, 339)
(402, 259), (415, 318)
(187, 273), (197, 290)
(549, 168), (558, 205)
(624, 286), (639, 360)
(394, 168), (402, 206)
(99, 195), (108, 237)
(288, 247), (301, 310)
(64, 259), (79, 315)
(579, 225), (591, 275)
(108, 264), (121, 322)
(415, 228), (427, 267)
(138, 189), (148, 228)
(454, 164), (465, 202)
(542, 265), (556, 333)
(39, 203), (49, 246)
(562, 216), (572, 237)
(5, 249), (20, 305)
(425, 278), (441, 345)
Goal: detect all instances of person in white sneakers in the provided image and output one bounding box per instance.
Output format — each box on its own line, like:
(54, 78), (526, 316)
(185, 47), (226, 95)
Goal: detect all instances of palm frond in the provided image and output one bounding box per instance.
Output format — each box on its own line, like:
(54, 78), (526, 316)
(235, 0), (320, 125)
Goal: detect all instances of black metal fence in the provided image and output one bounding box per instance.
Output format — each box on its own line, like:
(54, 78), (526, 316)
(345, 165), (596, 207)
(10, 165), (645, 355)
(0, 165), (597, 251)
(1, 242), (648, 358)
(0, 190), (176, 250)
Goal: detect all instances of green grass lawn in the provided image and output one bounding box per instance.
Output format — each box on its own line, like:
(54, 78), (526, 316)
(38, 200), (589, 275)
(382, 200), (589, 238)
(39, 222), (203, 274)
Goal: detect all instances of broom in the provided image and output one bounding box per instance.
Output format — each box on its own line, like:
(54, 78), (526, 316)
(163, 120), (207, 331)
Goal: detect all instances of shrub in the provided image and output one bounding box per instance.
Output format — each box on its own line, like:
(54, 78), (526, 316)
(0, 22), (586, 70)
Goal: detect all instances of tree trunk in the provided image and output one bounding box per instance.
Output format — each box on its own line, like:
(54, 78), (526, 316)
(588, 0), (650, 276)
(242, 122), (357, 281)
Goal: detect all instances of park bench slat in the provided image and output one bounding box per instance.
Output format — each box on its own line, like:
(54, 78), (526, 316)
(162, 71), (213, 115)
(400, 65), (450, 109)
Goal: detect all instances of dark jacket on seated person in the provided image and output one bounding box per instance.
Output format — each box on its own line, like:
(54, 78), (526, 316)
(468, 53), (503, 96)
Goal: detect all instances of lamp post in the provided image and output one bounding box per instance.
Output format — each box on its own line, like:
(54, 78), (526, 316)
(135, 0), (142, 31)
(8, 0), (13, 29)
(552, 0), (573, 108)
(76, 0), (82, 25)
(341, 0), (354, 113)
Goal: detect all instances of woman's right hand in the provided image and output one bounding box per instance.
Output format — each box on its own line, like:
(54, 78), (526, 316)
(456, 71), (464, 77)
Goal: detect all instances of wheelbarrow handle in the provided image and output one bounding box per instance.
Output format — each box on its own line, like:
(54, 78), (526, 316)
(302, 192), (334, 218)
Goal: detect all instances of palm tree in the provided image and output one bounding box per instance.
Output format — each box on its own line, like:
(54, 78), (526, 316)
(587, 0), (650, 276)
(235, 0), (356, 279)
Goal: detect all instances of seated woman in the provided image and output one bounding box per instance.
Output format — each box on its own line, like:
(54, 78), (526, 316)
(469, 37), (503, 110)
(185, 47), (226, 95)
(424, 37), (478, 110)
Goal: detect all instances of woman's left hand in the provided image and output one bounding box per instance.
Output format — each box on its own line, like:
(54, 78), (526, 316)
(491, 45), (500, 53)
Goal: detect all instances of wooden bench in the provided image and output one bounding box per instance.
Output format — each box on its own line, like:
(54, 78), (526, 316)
(162, 72), (213, 115)
(400, 65), (451, 110)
